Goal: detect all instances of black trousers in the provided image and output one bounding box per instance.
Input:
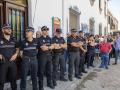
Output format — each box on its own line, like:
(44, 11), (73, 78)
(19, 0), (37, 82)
(20, 56), (38, 90)
(86, 53), (95, 68)
(68, 52), (80, 77)
(52, 53), (66, 81)
(0, 61), (17, 90)
(38, 54), (53, 89)
(79, 53), (86, 74)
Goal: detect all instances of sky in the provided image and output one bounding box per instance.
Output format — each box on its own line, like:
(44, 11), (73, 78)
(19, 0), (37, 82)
(108, 0), (120, 29)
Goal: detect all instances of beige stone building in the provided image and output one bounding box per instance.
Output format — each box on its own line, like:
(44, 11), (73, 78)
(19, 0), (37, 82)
(107, 9), (119, 34)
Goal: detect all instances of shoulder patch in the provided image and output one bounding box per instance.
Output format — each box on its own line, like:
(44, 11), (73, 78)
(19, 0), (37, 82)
(26, 42), (28, 46)
(0, 41), (4, 44)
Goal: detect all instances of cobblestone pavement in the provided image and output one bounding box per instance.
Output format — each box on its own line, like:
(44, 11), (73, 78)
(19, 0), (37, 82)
(5, 58), (120, 90)
(76, 59), (120, 90)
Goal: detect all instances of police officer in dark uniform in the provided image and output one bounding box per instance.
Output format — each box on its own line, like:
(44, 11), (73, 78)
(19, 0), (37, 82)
(52, 28), (67, 86)
(20, 27), (38, 90)
(78, 31), (87, 75)
(38, 26), (55, 90)
(67, 29), (81, 81)
(0, 24), (19, 90)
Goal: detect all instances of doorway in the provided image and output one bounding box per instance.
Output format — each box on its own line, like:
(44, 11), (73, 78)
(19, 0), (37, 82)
(69, 8), (80, 31)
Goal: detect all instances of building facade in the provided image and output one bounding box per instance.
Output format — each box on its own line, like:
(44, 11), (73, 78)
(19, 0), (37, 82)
(107, 9), (119, 33)
(30, 0), (109, 37)
(0, 0), (110, 40)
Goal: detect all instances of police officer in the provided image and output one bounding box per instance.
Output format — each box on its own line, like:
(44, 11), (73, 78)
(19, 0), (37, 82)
(20, 27), (38, 90)
(38, 26), (55, 90)
(67, 29), (81, 81)
(52, 28), (67, 86)
(78, 31), (87, 75)
(0, 24), (19, 90)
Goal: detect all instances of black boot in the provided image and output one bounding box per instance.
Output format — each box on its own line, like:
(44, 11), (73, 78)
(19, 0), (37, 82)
(79, 73), (83, 76)
(68, 76), (73, 81)
(82, 70), (88, 73)
(53, 80), (57, 86)
(47, 84), (55, 89)
(47, 80), (55, 89)
(60, 77), (68, 81)
(75, 74), (81, 79)
(39, 88), (44, 90)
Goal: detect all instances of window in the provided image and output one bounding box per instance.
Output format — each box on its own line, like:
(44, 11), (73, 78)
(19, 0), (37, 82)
(104, 27), (107, 35)
(108, 16), (110, 24)
(99, 0), (102, 13)
(104, 1), (107, 17)
(89, 0), (95, 6)
(0, 0), (28, 41)
(99, 0), (101, 8)
(89, 18), (95, 35)
(99, 23), (102, 35)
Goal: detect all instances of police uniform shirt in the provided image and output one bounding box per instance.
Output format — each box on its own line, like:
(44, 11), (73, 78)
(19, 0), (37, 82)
(79, 37), (87, 53)
(52, 36), (65, 53)
(20, 38), (38, 57)
(87, 43), (95, 54)
(0, 37), (18, 60)
(38, 36), (52, 54)
(67, 36), (80, 52)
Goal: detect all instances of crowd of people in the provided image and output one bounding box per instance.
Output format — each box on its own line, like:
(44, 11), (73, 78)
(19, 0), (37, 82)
(0, 24), (120, 90)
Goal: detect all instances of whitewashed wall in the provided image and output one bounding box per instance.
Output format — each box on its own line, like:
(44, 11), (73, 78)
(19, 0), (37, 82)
(28, 0), (108, 37)
(65, 0), (107, 35)
(28, 0), (63, 37)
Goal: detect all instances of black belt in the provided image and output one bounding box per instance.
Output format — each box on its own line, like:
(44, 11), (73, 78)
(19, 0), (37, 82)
(23, 56), (37, 59)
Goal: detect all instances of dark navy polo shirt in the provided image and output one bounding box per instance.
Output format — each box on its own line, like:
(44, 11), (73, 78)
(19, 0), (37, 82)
(20, 38), (38, 57)
(87, 43), (95, 54)
(67, 36), (80, 52)
(79, 36), (87, 50)
(38, 36), (52, 54)
(0, 37), (18, 60)
(52, 36), (65, 53)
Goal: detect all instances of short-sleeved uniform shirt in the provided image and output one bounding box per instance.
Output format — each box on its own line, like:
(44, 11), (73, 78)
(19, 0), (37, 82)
(79, 36), (87, 54)
(87, 43), (95, 55)
(52, 36), (65, 53)
(38, 36), (52, 55)
(20, 38), (38, 57)
(0, 37), (18, 60)
(67, 36), (80, 52)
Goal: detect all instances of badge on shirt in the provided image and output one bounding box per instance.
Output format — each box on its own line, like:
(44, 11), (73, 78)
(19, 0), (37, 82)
(0, 41), (3, 44)
(43, 39), (45, 43)
(56, 39), (58, 43)
(34, 44), (37, 46)
(26, 43), (28, 46)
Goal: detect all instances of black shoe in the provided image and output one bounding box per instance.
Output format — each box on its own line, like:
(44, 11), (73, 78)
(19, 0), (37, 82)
(105, 67), (109, 69)
(90, 65), (95, 67)
(53, 80), (57, 86)
(68, 76), (73, 81)
(47, 84), (55, 89)
(113, 63), (117, 65)
(82, 71), (88, 73)
(60, 77), (68, 81)
(75, 75), (81, 79)
(79, 73), (83, 76)
(39, 88), (44, 90)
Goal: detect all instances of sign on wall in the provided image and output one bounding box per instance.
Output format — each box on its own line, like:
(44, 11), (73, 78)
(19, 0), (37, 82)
(52, 17), (61, 36)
